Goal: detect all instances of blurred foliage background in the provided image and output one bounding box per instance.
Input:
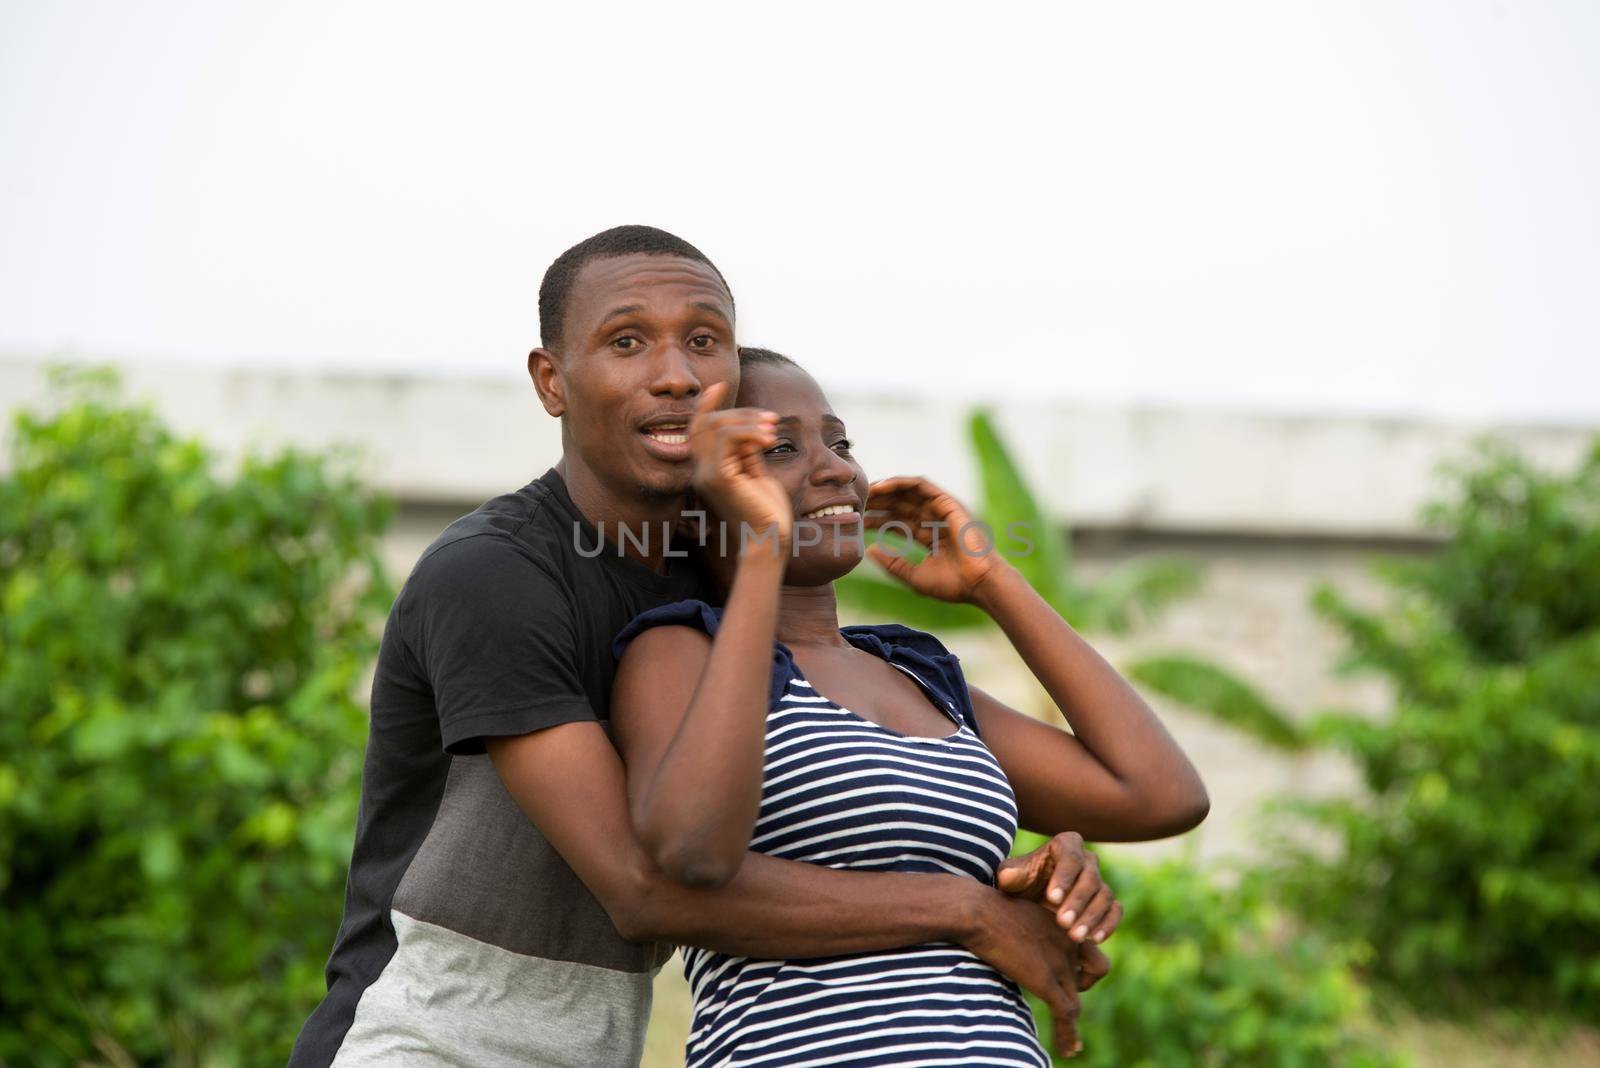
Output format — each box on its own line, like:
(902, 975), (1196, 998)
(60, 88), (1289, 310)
(3, 370), (1597, 1066)
(0, 369), (392, 1067)
(1011, 832), (1401, 1068)
(1268, 439), (1600, 1017)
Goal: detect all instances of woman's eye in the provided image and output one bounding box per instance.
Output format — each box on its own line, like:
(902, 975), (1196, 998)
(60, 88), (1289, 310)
(832, 438), (855, 453)
(765, 442), (797, 456)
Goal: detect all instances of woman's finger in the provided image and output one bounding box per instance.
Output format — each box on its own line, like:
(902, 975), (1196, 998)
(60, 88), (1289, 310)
(692, 405), (776, 441)
(868, 481), (971, 532)
(866, 544), (917, 585)
(710, 421), (777, 460)
(864, 493), (938, 527)
(694, 380), (729, 418)
(867, 476), (961, 510)
(866, 475), (935, 499)
(863, 496), (973, 553)
(861, 511), (941, 551)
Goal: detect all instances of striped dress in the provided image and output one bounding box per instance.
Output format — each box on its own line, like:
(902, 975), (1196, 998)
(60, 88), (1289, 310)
(613, 600), (1049, 1068)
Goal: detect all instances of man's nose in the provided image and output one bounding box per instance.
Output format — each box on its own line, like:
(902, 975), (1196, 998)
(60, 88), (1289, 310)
(649, 343), (700, 398)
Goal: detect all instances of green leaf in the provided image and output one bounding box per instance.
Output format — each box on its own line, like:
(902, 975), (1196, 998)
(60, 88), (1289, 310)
(967, 409), (1067, 599)
(1073, 556), (1204, 634)
(139, 831), (182, 882)
(834, 572), (989, 631)
(1128, 654), (1307, 751)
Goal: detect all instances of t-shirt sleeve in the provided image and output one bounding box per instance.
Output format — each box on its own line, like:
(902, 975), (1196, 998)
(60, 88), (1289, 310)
(406, 534), (596, 755)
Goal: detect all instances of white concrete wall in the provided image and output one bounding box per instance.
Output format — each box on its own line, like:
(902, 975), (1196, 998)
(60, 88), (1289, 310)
(6, 356), (1594, 537)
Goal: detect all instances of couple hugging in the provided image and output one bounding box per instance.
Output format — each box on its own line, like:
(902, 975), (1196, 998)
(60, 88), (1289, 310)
(289, 226), (1208, 1068)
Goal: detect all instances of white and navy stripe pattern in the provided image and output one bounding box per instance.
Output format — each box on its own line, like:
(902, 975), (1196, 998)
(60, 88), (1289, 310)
(613, 602), (1048, 1068)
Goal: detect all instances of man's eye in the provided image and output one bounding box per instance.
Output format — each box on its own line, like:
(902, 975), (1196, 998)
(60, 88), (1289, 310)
(613, 336), (641, 351)
(688, 334), (716, 350)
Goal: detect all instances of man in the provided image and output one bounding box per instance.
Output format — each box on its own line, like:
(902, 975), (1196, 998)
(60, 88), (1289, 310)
(289, 226), (1116, 1067)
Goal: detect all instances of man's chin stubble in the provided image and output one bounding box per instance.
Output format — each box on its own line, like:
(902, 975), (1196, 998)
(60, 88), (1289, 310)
(634, 478), (691, 504)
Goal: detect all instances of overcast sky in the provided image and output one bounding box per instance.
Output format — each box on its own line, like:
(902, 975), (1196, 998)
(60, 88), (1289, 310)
(3, 0), (1597, 421)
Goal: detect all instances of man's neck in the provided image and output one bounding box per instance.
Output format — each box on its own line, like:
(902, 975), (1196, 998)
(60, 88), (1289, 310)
(556, 455), (686, 573)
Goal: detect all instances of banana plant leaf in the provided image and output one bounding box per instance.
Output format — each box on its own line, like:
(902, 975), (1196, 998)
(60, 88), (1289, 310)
(1126, 654), (1307, 751)
(834, 571), (991, 631)
(1071, 556), (1205, 635)
(968, 409), (1067, 601)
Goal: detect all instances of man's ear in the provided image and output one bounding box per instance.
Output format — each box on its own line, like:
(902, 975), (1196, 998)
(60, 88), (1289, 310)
(528, 347), (565, 418)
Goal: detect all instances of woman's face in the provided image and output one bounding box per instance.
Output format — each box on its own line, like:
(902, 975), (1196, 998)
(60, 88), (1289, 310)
(729, 361), (867, 586)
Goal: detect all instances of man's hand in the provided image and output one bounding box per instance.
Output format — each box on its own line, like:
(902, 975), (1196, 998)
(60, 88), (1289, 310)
(997, 832), (1123, 944)
(1076, 941), (1112, 992)
(687, 381), (791, 552)
(964, 888), (1088, 1059)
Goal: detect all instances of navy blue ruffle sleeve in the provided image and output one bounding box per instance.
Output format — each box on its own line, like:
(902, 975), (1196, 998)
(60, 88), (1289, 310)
(839, 623), (981, 736)
(613, 601), (980, 733)
(612, 598), (794, 709)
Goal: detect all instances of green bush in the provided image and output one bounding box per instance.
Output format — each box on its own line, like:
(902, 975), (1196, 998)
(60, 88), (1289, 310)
(0, 368), (392, 1067)
(1015, 833), (1400, 1067)
(1270, 437), (1600, 1018)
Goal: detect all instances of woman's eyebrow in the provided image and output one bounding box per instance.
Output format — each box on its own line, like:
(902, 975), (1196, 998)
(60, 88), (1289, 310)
(821, 414), (846, 430)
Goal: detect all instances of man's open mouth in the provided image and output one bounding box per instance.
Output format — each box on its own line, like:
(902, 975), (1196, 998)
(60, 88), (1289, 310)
(641, 423), (688, 446)
(637, 418), (692, 460)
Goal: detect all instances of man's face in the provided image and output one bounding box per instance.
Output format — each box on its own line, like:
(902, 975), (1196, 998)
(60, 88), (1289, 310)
(537, 253), (737, 499)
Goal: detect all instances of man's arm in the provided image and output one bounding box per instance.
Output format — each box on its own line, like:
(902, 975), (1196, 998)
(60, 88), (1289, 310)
(486, 721), (1094, 1057)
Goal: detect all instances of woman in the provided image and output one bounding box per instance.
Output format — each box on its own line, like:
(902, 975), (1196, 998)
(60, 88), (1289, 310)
(610, 348), (1209, 1066)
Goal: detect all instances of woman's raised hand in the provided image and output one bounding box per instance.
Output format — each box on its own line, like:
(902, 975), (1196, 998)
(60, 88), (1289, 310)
(864, 476), (1013, 603)
(687, 382), (793, 554)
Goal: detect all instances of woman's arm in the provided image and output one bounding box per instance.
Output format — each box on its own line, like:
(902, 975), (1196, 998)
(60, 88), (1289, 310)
(613, 382), (793, 887)
(612, 545), (785, 887)
(968, 564), (1210, 842)
(865, 476), (1209, 845)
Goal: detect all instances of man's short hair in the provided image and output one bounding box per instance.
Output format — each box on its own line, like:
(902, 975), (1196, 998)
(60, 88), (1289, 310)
(737, 346), (799, 372)
(538, 225), (733, 349)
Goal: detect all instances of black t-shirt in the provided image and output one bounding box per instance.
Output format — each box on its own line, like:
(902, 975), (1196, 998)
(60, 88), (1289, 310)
(289, 468), (713, 1067)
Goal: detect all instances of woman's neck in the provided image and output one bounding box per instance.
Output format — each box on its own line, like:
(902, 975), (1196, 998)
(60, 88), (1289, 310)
(774, 582), (849, 649)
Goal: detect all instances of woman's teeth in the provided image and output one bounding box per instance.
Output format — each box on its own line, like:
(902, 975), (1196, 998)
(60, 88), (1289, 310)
(644, 427), (688, 445)
(803, 504), (857, 519)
